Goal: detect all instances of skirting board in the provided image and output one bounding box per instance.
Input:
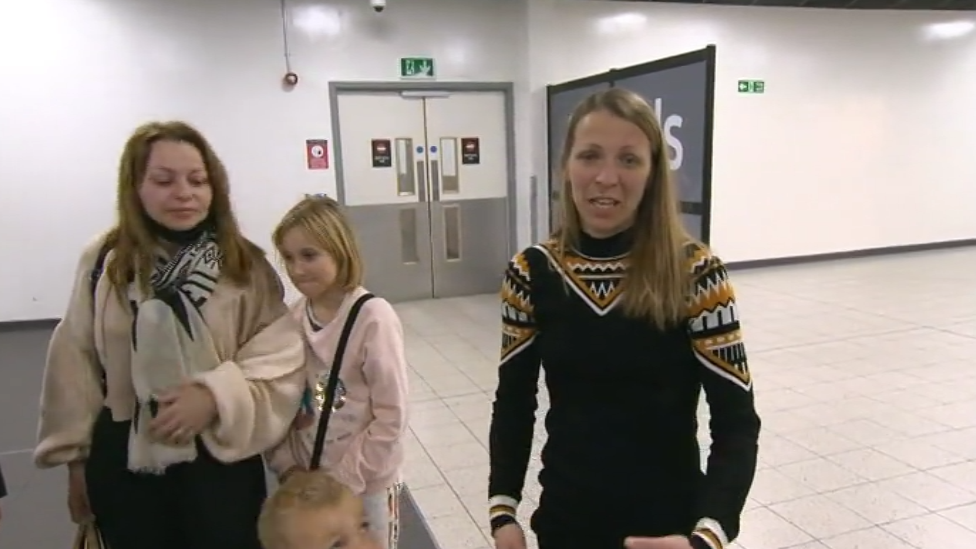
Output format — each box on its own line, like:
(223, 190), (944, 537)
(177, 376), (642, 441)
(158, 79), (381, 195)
(724, 237), (976, 271)
(0, 318), (58, 332)
(2, 238), (974, 332)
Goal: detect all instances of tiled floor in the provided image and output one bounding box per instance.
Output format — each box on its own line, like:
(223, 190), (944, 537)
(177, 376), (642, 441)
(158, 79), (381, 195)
(392, 248), (976, 549)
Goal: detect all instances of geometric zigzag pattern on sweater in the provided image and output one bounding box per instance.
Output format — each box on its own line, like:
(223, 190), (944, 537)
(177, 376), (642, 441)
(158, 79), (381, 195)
(536, 241), (628, 316)
(498, 238), (752, 391)
(500, 252), (537, 363)
(686, 243), (752, 390)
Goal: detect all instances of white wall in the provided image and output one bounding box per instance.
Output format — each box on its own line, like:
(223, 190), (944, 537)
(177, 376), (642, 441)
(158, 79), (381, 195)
(2, 0), (975, 322)
(531, 0), (976, 263)
(0, 0), (530, 321)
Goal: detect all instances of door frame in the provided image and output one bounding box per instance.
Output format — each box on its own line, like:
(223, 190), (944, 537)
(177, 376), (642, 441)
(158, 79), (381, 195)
(328, 81), (520, 259)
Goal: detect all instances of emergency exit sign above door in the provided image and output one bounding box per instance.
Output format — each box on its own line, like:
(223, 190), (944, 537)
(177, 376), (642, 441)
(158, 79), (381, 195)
(737, 79), (765, 94)
(400, 57), (436, 80)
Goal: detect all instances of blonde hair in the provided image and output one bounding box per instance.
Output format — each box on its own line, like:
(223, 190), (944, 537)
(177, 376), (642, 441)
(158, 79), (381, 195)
(258, 470), (352, 549)
(105, 121), (263, 294)
(272, 195), (365, 291)
(557, 87), (693, 330)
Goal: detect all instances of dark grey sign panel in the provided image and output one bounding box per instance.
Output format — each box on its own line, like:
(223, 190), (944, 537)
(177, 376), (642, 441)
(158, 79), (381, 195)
(545, 46), (715, 243)
(548, 84), (611, 176)
(682, 213), (703, 241)
(547, 82), (611, 230)
(613, 59), (710, 207)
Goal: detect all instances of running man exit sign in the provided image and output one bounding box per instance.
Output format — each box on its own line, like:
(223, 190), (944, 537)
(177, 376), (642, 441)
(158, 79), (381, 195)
(738, 80), (765, 94)
(400, 57), (435, 80)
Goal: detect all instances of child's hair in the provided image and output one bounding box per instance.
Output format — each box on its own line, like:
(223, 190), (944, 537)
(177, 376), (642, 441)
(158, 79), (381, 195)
(258, 470), (353, 549)
(272, 194), (365, 291)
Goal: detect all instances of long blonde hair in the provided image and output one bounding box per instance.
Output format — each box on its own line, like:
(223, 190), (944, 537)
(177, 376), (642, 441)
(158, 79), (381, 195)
(557, 88), (693, 330)
(272, 195), (365, 291)
(104, 121), (263, 293)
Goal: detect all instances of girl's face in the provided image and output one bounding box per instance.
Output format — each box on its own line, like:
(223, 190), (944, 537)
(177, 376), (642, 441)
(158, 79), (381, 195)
(286, 495), (380, 549)
(279, 228), (339, 300)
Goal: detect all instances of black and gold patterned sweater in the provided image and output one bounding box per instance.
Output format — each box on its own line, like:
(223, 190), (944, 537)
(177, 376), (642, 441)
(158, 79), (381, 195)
(487, 230), (760, 549)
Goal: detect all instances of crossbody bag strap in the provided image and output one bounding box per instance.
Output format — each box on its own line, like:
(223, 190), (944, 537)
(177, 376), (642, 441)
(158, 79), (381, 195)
(89, 242), (112, 397)
(309, 292), (376, 470)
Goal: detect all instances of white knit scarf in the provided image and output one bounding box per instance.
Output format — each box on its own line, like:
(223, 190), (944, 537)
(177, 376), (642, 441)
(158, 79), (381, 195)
(126, 232), (223, 474)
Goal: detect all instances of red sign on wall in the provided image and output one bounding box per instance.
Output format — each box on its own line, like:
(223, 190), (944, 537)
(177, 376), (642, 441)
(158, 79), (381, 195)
(460, 137), (481, 165)
(306, 139), (329, 170)
(371, 139), (393, 168)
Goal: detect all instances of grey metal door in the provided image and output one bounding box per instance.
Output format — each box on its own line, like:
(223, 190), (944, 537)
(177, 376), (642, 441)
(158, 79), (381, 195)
(334, 90), (511, 302)
(421, 91), (511, 299)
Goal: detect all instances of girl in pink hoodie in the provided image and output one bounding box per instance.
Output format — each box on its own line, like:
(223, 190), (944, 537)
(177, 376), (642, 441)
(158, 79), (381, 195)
(265, 194), (409, 549)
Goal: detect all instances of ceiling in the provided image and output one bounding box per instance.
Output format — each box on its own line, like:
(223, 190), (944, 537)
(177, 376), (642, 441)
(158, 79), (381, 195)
(620, 0), (976, 10)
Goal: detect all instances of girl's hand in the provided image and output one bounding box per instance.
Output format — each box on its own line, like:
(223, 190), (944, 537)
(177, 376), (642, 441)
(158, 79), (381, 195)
(293, 409), (316, 430)
(279, 466), (305, 484)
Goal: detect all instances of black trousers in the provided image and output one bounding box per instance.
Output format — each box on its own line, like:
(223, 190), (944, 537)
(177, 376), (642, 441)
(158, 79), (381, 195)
(85, 407), (267, 549)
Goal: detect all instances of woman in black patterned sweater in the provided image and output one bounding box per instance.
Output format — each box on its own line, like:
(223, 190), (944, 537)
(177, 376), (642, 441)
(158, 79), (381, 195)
(487, 88), (761, 549)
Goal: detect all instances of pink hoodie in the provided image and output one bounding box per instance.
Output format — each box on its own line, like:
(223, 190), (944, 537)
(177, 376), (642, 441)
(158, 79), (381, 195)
(265, 287), (409, 495)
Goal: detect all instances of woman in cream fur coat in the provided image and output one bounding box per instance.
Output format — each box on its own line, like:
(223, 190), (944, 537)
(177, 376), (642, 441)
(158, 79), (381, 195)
(34, 121), (307, 549)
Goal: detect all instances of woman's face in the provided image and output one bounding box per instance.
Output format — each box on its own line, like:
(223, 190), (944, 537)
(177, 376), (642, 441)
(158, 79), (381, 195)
(137, 140), (213, 231)
(565, 110), (652, 238)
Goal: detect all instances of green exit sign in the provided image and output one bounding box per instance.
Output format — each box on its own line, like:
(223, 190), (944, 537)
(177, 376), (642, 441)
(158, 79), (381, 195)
(738, 79), (765, 94)
(400, 57), (435, 80)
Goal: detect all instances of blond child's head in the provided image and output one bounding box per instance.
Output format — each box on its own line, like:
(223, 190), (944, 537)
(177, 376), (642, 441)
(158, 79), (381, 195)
(258, 470), (380, 549)
(272, 194), (364, 300)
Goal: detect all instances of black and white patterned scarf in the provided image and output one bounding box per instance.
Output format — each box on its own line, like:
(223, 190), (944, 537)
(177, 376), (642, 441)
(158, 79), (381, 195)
(127, 232), (223, 473)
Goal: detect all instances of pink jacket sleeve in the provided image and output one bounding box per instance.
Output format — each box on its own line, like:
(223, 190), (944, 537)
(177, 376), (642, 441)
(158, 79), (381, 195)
(334, 300), (409, 494)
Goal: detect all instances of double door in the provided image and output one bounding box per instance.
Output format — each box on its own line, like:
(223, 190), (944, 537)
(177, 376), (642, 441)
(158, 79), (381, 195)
(335, 90), (511, 302)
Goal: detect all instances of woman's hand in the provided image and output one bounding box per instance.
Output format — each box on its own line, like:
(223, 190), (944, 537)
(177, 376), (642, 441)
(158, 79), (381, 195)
(625, 535), (694, 549)
(150, 382), (218, 445)
(493, 522), (527, 549)
(67, 461), (93, 524)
